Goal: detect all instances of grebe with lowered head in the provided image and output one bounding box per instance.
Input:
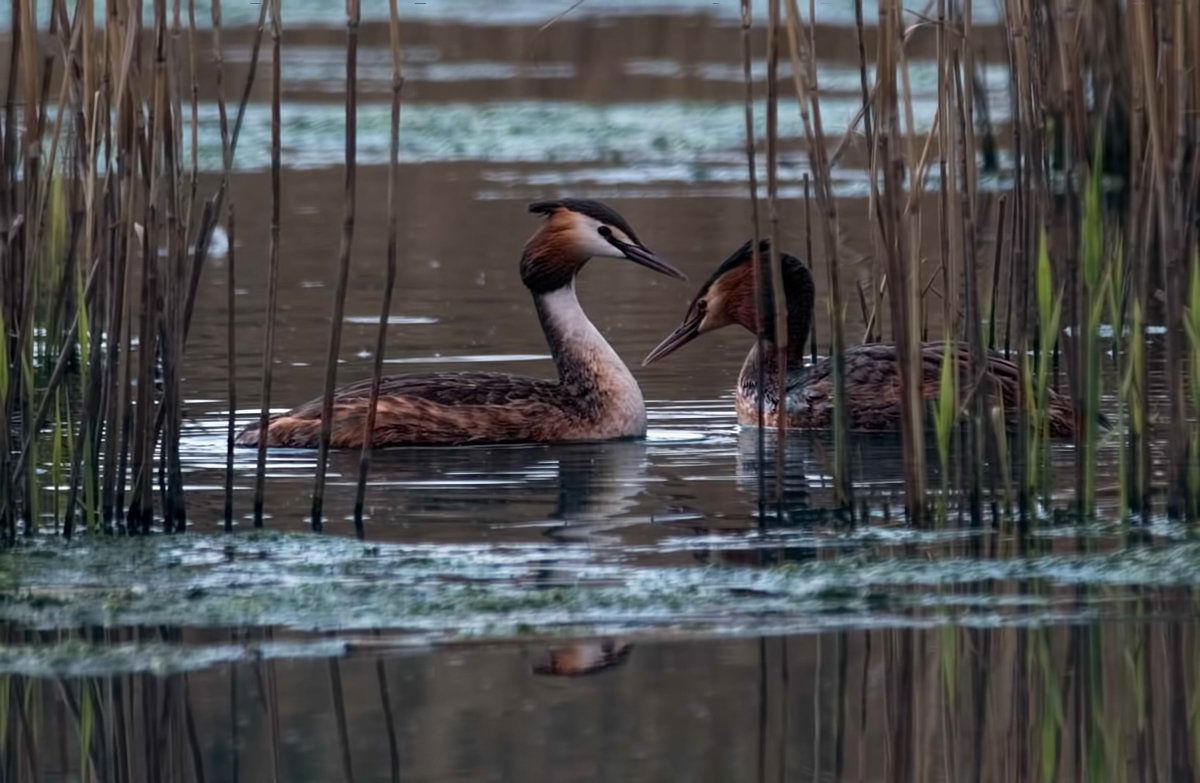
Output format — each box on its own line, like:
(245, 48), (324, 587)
(643, 239), (1087, 438)
(236, 199), (686, 449)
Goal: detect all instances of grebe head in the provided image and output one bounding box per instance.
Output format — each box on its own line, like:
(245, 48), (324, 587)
(520, 199), (685, 294)
(643, 239), (814, 364)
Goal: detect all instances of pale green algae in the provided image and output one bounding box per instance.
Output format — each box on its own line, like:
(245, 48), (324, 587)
(2, 529), (1199, 676)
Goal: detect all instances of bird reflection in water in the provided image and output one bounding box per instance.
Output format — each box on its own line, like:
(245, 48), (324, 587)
(531, 639), (634, 677)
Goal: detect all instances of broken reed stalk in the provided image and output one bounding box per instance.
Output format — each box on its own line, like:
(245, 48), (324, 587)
(311, 0), (362, 531)
(353, 0), (404, 534)
(252, 0), (284, 527)
(737, 0), (768, 522)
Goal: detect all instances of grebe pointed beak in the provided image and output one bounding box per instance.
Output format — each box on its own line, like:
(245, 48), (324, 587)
(607, 236), (687, 281)
(642, 309), (703, 365)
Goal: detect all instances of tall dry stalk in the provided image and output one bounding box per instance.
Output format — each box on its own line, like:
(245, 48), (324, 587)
(0, 0), (270, 540)
(211, 0), (238, 532)
(783, 0), (853, 513)
(764, 0), (790, 513)
(311, 0), (363, 531)
(252, 0), (284, 527)
(875, 0), (925, 521)
(737, 0), (768, 522)
(353, 0), (404, 534)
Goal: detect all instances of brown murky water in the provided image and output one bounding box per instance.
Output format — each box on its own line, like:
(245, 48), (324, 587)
(3, 6), (1197, 782)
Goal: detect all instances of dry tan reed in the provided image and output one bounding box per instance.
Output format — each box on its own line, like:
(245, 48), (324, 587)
(309, 0), (363, 532)
(764, 0), (1200, 522)
(352, 0), (404, 534)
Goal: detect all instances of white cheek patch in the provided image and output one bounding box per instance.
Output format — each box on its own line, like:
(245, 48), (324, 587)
(569, 214), (628, 260)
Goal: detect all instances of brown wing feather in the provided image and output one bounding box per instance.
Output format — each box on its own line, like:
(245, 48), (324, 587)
(235, 371), (588, 448)
(743, 341), (1082, 437)
(288, 372), (562, 410)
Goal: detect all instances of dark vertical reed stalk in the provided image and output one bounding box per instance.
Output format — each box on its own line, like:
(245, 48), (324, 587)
(1003, 0), (1040, 524)
(875, 0), (925, 521)
(353, 0), (404, 535)
(375, 653), (402, 783)
(253, 0), (284, 528)
(208, 0), (236, 535)
(157, 0), (189, 534)
(210, 0), (237, 532)
(932, 0), (957, 520)
(764, 0), (789, 511)
(803, 174), (816, 364)
(955, 0), (987, 525)
(311, 0), (363, 531)
(329, 659), (357, 783)
(737, 0), (768, 523)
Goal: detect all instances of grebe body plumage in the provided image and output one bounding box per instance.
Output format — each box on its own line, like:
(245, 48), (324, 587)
(236, 199), (684, 449)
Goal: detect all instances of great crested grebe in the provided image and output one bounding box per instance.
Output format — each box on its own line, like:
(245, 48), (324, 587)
(643, 239), (1088, 437)
(236, 199), (686, 449)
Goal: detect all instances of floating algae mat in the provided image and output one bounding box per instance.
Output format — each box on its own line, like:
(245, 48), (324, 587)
(2, 530), (1200, 676)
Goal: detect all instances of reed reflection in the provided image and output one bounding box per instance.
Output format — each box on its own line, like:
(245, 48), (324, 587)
(6, 617), (1198, 783)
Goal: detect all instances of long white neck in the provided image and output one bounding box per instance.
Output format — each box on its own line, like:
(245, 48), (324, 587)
(534, 282), (646, 434)
(534, 282), (631, 387)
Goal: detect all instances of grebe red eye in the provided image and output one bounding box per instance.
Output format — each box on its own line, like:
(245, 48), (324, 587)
(598, 226), (612, 238)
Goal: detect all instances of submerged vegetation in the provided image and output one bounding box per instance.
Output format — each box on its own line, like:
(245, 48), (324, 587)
(0, 0), (1198, 541)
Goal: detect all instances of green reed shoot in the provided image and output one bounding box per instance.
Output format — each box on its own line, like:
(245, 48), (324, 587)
(1034, 627), (1064, 782)
(937, 621), (958, 703)
(1078, 145), (1107, 518)
(1182, 251), (1200, 512)
(1084, 623), (1110, 780)
(990, 396), (1013, 515)
(933, 346), (956, 520)
(0, 676), (8, 760)
(1105, 239), (1129, 515)
(1023, 230), (1063, 504)
(1127, 598), (1148, 735)
(51, 391), (64, 530)
(0, 311), (8, 414)
(1123, 297), (1147, 513)
(1192, 619), (1200, 764)
(80, 680), (93, 782)
(21, 351), (37, 536)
